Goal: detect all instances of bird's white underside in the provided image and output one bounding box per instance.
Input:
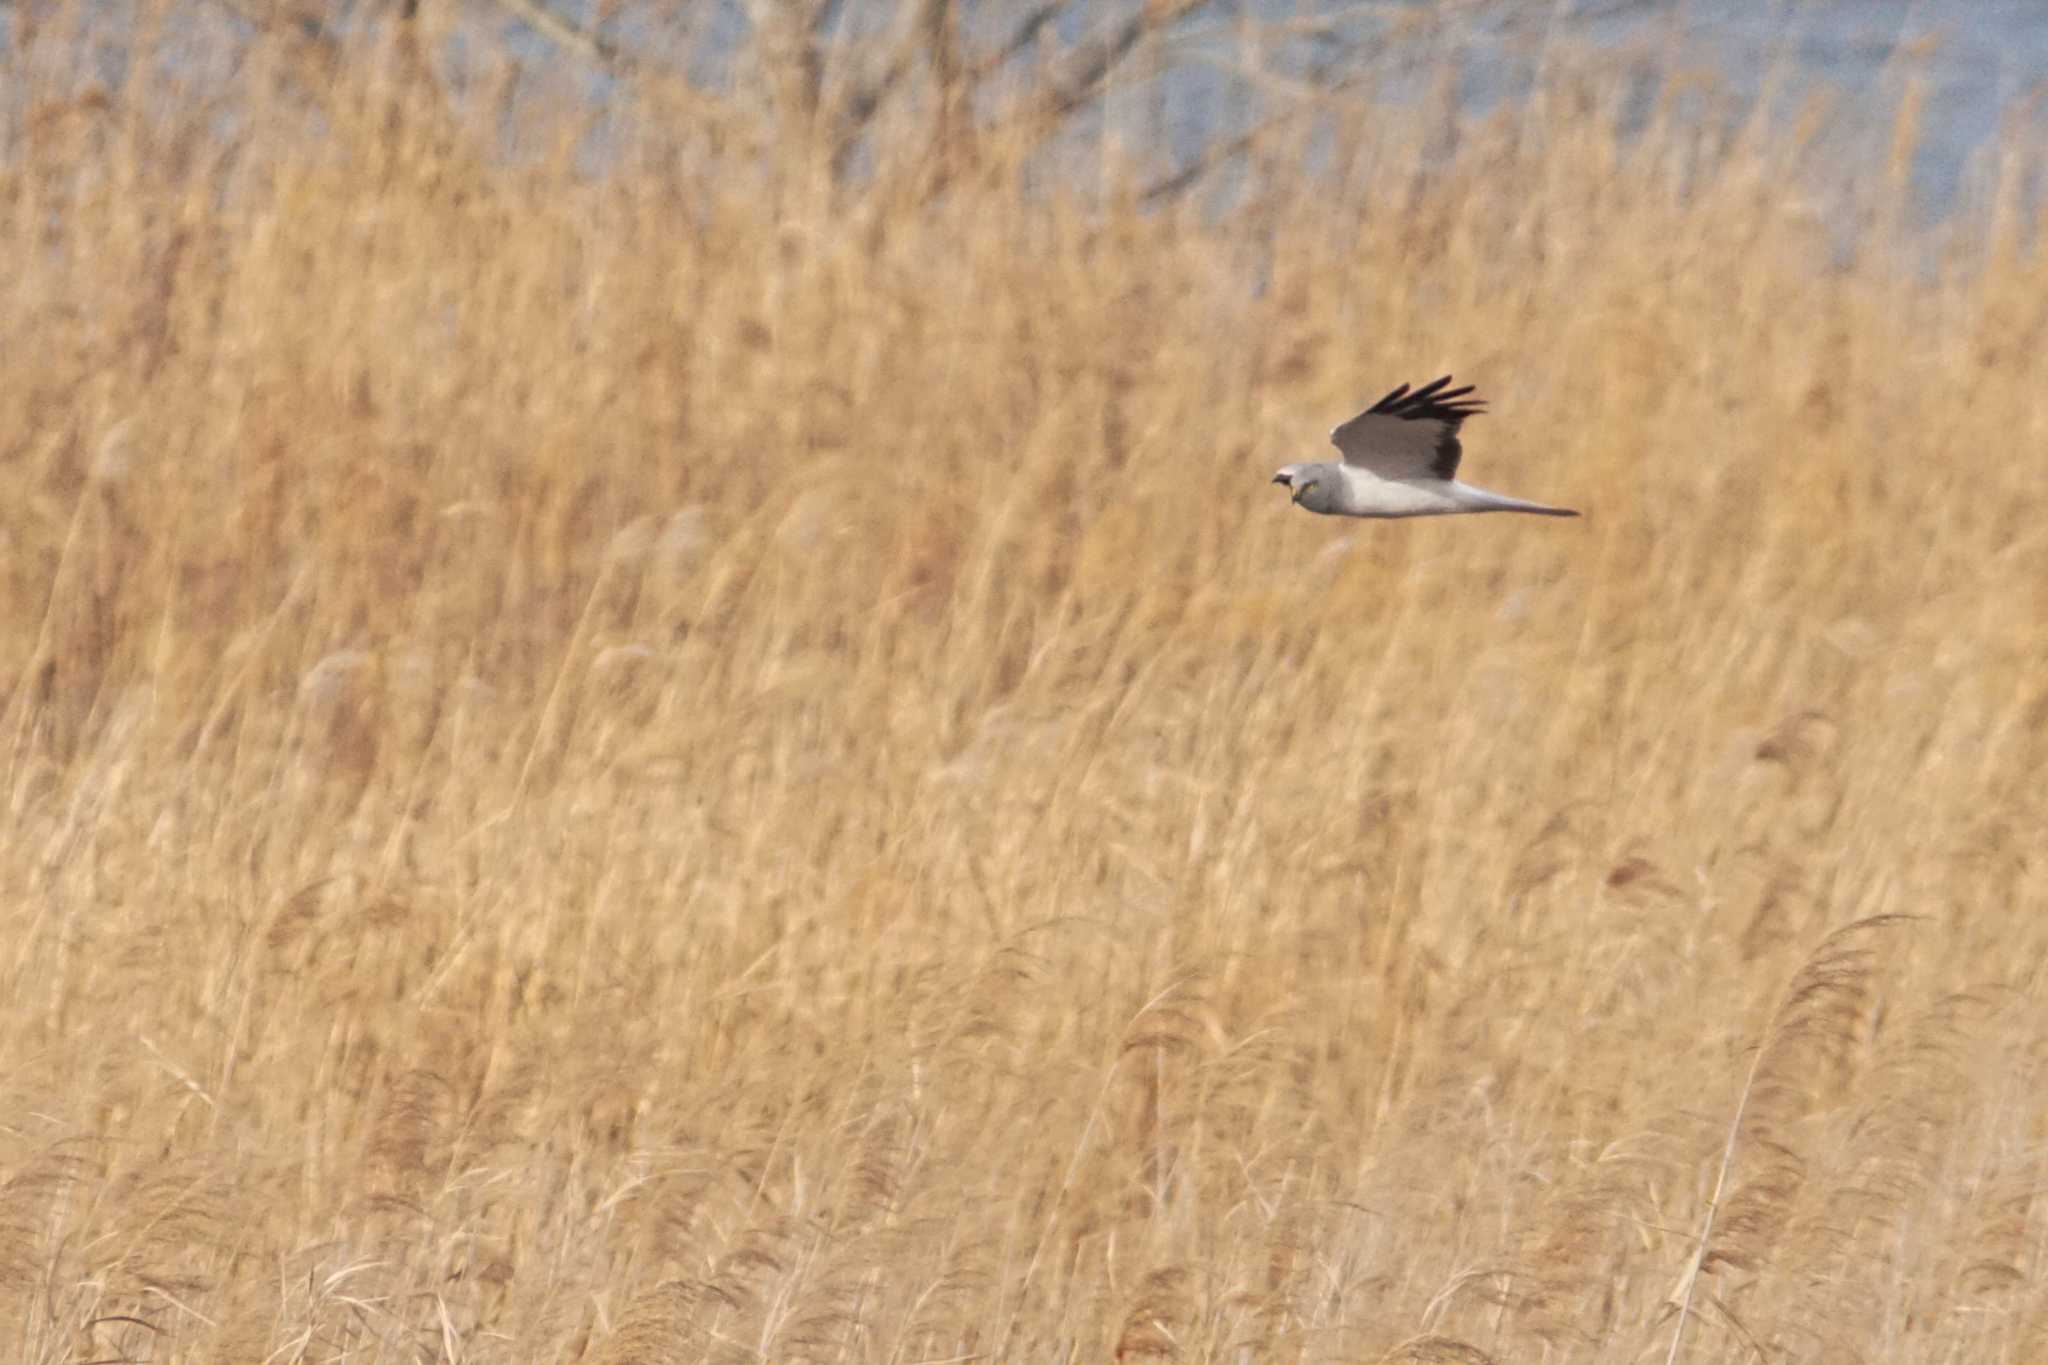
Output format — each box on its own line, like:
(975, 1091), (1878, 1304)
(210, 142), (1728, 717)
(1337, 467), (1470, 517)
(1334, 467), (1569, 518)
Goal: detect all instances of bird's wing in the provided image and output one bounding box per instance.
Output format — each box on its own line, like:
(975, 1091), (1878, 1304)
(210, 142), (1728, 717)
(1329, 375), (1485, 480)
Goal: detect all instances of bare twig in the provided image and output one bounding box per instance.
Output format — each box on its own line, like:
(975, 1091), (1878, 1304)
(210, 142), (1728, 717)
(492, 0), (623, 65)
(1030, 0), (1207, 124)
(967, 1), (1072, 82)
(200, 0), (341, 85)
(475, 0), (742, 142)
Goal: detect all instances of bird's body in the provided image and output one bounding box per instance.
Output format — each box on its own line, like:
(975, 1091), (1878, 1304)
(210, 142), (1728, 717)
(1273, 376), (1577, 520)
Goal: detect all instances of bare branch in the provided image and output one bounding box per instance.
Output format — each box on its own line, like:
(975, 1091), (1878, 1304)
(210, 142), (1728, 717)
(1139, 69), (1369, 204)
(473, 0), (742, 138)
(198, 0), (341, 87)
(492, 0), (623, 65)
(1032, 0), (1208, 123)
(967, 2), (1072, 83)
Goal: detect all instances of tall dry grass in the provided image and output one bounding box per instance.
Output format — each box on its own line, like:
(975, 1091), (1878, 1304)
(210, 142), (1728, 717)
(1, 4), (2046, 1361)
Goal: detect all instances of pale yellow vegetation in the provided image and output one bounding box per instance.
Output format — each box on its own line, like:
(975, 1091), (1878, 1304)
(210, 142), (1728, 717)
(1, 5), (2045, 1362)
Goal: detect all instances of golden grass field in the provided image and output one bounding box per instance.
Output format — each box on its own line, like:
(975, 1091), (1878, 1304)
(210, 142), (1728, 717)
(2, 7), (2045, 1361)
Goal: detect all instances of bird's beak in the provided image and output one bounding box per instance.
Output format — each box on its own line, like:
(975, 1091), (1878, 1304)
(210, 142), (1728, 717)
(1271, 474), (1290, 487)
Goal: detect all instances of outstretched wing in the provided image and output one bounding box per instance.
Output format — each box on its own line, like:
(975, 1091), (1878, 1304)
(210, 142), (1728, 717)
(1329, 375), (1485, 480)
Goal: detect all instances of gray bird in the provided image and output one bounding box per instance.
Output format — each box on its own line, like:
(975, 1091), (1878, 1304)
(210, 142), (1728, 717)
(1273, 376), (1578, 519)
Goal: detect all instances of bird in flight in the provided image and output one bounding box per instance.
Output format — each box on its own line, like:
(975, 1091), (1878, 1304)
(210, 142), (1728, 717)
(1273, 376), (1578, 519)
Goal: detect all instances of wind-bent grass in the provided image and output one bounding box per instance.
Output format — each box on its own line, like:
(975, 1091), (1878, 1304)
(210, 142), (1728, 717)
(1, 7), (2046, 1362)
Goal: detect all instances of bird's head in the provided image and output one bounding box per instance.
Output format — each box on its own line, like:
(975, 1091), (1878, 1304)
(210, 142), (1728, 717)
(1272, 463), (1331, 512)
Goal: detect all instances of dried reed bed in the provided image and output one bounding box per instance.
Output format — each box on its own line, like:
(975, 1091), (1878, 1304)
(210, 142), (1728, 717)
(1, 7), (2046, 1362)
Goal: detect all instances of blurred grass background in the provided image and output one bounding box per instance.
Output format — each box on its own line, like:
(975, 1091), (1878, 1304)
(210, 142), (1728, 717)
(1, 1), (2045, 1360)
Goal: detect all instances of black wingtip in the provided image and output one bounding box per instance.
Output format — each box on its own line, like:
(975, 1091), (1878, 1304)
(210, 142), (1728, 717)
(1367, 374), (1487, 423)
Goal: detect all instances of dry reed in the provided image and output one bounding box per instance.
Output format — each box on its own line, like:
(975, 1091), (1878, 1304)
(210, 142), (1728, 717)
(1, 3), (2045, 1361)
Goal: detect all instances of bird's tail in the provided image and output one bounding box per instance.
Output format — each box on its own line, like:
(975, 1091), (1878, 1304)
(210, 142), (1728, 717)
(1452, 483), (1580, 517)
